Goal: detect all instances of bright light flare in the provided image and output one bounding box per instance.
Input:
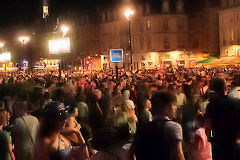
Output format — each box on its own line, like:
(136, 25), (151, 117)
(0, 52), (11, 62)
(124, 9), (134, 20)
(61, 26), (69, 36)
(49, 38), (70, 54)
(0, 42), (4, 48)
(19, 36), (30, 45)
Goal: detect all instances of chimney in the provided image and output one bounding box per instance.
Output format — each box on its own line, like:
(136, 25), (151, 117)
(176, 0), (184, 13)
(162, 0), (170, 13)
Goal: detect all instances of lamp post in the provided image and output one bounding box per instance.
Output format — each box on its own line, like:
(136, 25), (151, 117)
(61, 26), (69, 37)
(18, 36), (30, 71)
(0, 42), (7, 72)
(58, 25), (69, 81)
(124, 9), (134, 72)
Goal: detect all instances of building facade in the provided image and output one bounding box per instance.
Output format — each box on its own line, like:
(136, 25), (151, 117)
(99, 0), (189, 70)
(219, 0), (240, 58)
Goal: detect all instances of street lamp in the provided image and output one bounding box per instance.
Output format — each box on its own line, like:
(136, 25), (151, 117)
(18, 36), (30, 46)
(0, 42), (4, 48)
(18, 36), (30, 71)
(61, 25), (69, 37)
(124, 9), (134, 72)
(58, 25), (69, 81)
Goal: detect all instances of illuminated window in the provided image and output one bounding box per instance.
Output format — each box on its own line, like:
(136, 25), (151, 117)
(146, 20), (151, 30)
(164, 36), (170, 49)
(163, 19), (169, 31)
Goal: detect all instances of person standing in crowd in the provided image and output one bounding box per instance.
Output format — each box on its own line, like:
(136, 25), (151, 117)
(0, 109), (12, 160)
(190, 114), (212, 160)
(205, 78), (240, 160)
(133, 91), (185, 160)
(140, 99), (153, 126)
(12, 102), (39, 160)
(228, 80), (240, 99)
(35, 102), (89, 160)
(62, 104), (85, 146)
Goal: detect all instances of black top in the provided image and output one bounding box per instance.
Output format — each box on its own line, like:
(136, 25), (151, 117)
(134, 117), (183, 160)
(205, 95), (240, 141)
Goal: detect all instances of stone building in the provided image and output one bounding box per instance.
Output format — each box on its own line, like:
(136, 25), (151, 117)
(219, 0), (240, 58)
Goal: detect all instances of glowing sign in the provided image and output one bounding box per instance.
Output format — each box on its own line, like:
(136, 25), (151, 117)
(0, 52), (11, 62)
(43, 6), (49, 18)
(49, 38), (70, 54)
(110, 49), (123, 62)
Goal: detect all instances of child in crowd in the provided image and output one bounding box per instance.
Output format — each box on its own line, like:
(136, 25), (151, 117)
(190, 113), (212, 160)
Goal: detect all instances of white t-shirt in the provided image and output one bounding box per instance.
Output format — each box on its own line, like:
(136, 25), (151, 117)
(12, 115), (39, 160)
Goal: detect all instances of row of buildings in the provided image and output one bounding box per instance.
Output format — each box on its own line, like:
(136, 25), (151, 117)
(2, 0), (240, 70)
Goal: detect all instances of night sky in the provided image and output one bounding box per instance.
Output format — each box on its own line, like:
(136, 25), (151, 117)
(0, 0), (220, 27)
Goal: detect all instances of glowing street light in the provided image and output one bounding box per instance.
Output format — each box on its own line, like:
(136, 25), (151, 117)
(61, 25), (69, 36)
(124, 8), (135, 72)
(124, 9), (134, 21)
(18, 36), (30, 46)
(0, 42), (4, 48)
(0, 52), (11, 72)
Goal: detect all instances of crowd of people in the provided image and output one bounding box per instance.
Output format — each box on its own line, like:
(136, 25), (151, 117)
(0, 66), (239, 160)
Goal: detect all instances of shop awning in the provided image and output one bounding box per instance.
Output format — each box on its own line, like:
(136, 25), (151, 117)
(196, 58), (217, 64)
(208, 57), (240, 65)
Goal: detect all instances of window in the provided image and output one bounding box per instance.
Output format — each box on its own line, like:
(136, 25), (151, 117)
(147, 35), (151, 50)
(231, 28), (235, 44)
(178, 35), (185, 48)
(146, 20), (151, 30)
(164, 36), (170, 49)
(237, 29), (240, 44)
(140, 36), (144, 50)
(193, 39), (198, 48)
(177, 19), (184, 30)
(163, 19), (169, 31)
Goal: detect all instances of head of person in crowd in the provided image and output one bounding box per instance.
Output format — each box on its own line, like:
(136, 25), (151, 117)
(12, 101), (29, 119)
(94, 89), (102, 100)
(231, 80), (240, 91)
(52, 88), (65, 103)
(39, 102), (69, 137)
(67, 102), (78, 118)
(75, 86), (86, 102)
(176, 85), (183, 95)
(108, 81), (115, 92)
(209, 78), (227, 97)
(194, 113), (206, 129)
(144, 99), (152, 111)
(0, 109), (8, 128)
(123, 90), (130, 99)
(0, 101), (4, 109)
(151, 91), (177, 119)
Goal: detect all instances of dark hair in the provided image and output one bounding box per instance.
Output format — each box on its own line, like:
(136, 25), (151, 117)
(210, 78), (226, 96)
(195, 114), (205, 127)
(0, 109), (6, 126)
(39, 102), (69, 137)
(52, 88), (65, 103)
(0, 101), (4, 109)
(151, 91), (176, 116)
